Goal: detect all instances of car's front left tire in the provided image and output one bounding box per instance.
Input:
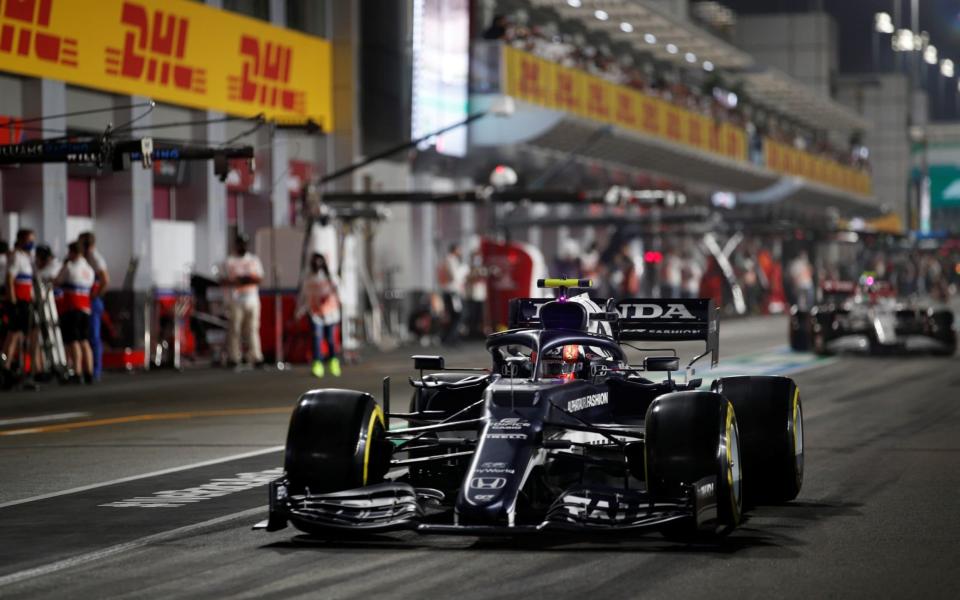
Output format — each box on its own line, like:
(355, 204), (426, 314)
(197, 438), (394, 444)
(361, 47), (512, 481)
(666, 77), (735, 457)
(645, 391), (742, 539)
(284, 389), (391, 494)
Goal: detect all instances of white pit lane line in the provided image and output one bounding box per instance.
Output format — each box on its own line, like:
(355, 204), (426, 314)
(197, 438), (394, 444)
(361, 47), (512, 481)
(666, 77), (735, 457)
(0, 445), (284, 510)
(0, 412), (91, 427)
(0, 506), (267, 589)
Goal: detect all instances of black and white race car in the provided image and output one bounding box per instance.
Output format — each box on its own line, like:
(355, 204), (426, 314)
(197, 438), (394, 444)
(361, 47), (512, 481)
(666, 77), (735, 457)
(257, 279), (804, 541)
(789, 275), (956, 356)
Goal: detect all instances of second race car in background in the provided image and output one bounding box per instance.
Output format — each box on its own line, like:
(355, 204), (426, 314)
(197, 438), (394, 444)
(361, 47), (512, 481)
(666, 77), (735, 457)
(789, 274), (956, 356)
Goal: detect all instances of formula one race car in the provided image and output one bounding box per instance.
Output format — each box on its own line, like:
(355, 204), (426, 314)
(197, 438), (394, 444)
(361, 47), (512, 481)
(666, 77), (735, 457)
(258, 279), (804, 541)
(789, 274), (956, 356)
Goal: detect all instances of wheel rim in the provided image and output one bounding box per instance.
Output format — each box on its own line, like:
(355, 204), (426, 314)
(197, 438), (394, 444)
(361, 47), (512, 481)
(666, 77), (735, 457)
(726, 406), (743, 520)
(792, 390), (804, 481)
(362, 404), (385, 485)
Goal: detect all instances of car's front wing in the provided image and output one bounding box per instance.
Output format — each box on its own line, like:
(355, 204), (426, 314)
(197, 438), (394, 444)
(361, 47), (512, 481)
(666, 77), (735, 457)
(256, 477), (718, 536)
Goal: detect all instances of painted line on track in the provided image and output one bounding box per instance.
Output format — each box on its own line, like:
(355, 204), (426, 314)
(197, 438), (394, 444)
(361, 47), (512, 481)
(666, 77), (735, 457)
(0, 445), (284, 510)
(0, 412), (91, 427)
(0, 505), (266, 589)
(698, 345), (836, 384)
(0, 407), (291, 437)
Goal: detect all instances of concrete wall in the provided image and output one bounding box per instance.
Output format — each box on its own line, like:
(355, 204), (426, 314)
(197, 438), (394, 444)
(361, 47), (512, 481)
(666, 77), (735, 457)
(735, 12), (837, 99)
(0, 73), (24, 116)
(836, 74), (912, 221)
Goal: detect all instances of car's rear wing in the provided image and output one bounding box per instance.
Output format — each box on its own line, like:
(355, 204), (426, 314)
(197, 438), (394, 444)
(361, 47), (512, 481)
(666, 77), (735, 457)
(615, 298), (719, 367)
(506, 296), (719, 367)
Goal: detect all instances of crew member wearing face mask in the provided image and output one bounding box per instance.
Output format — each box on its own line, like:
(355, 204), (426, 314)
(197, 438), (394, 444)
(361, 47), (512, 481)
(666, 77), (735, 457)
(222, 233), (264, 367)
(296, 252), (341, 378)
(2, 229), (36, 376)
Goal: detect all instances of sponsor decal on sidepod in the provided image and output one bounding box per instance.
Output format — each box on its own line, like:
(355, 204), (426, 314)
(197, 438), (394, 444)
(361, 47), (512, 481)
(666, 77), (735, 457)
(567, 392), (609, 412)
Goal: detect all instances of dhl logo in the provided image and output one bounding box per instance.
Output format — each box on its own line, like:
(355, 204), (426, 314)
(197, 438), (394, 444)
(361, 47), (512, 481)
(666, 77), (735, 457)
(228, 35), (305, 114)
(0, 0), (77, 66)
(585, 81), (609, 119)
(105, 1), (206, 93)
(518, 58), (543, 100)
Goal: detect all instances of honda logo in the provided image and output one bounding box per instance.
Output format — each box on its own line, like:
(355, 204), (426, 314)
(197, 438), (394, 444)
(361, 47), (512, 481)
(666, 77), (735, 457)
(470, 477), (506, 490)
(617, 303), (697, 320)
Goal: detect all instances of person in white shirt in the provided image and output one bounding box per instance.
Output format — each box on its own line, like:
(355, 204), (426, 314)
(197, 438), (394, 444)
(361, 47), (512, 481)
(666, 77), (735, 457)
(34, 245), (61, 284)
(789, 250), (815, 311)
(296, 252), (341, 379)
(55, 242), (96, 383)
(3, 229), (36, 376)
(79, 231), (109, 380)
(682, 252), (704, 299)
(222, 233), (264, 367)
(438, 244), (468, 344)
(662, 252), (683, 298)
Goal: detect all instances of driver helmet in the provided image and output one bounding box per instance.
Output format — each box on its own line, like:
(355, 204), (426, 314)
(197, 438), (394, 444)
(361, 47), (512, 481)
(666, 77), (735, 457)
(541, 344), (583, 380)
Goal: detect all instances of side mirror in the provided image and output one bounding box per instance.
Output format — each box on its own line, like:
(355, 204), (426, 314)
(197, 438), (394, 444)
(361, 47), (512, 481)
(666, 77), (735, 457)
(413, 355), (445, 371)
(590, 363), (609, 378)
(644, 356), (679, 372)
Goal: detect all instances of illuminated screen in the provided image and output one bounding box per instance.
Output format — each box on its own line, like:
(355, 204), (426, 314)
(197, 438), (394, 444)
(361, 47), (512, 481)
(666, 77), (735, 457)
(411, 0), (470, 157)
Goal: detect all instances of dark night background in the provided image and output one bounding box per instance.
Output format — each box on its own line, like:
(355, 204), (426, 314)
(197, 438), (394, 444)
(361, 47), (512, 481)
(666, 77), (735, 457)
(721, 0), (960, 120)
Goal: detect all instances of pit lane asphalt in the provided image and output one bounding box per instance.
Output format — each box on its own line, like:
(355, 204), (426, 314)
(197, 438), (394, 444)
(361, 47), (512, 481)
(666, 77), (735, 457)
(1, 315), (958, 599)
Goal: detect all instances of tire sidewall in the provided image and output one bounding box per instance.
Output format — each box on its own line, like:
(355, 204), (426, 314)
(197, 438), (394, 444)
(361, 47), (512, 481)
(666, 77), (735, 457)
(645, 392), (742, 536)
(716, 376), (803, 504)
(284, 389), (387, 494)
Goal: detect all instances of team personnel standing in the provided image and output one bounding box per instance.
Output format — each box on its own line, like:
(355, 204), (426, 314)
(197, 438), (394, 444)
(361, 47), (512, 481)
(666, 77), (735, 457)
(0, 240), (8, 343)
(297, 252), (341, 379)
(438, 243), (468, 344)
(2, 229), (36, 379)
(78, 232), (109, 381)
(222, 233), (264, 367)
(56, 242), (96, 383)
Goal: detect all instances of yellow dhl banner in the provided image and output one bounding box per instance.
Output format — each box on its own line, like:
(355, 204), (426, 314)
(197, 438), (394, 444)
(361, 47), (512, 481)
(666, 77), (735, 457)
(763, 140), (872, 197)
(0, 0), (332, 129)
(502, 46), (746, 162)
(503, 46), (872, 197)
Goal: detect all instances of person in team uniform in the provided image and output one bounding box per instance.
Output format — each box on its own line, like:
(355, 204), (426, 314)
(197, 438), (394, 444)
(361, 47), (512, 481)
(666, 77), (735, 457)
(0, 239), (9, 343)
(2, 229), (36, 380)
(438, 243), (468, 344)
(222, 233), (264, 367)
(78, 232), (109, 381)
(296, 252), (341, 379)
(56, 242), (96, 383)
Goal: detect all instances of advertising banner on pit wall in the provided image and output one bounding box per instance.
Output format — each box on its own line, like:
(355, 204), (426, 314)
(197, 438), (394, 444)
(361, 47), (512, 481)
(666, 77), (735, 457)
(501, 45), (871, 198)
(0, 0), (332, 129)
(502, 45), (746, 162)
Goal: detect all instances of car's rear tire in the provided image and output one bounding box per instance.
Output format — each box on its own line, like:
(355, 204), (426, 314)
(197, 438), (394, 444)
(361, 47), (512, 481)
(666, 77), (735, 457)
(930, 311), (957, 356)
(645, 392), (742, 540)
(714, 376), (803, 504)
(789, 307), (811, 351)
(812, 312), (834, 356)
(284, 389), (390, 494)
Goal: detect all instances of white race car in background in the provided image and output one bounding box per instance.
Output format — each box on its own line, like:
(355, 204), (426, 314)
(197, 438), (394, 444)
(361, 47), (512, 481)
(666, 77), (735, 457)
(790, 276), (956, 356)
